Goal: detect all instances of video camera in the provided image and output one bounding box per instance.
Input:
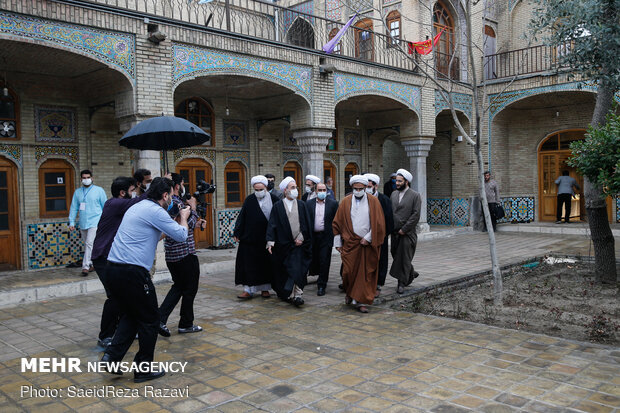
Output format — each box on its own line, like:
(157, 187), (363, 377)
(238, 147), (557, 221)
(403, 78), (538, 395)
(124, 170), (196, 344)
(183, 179), (216, 229)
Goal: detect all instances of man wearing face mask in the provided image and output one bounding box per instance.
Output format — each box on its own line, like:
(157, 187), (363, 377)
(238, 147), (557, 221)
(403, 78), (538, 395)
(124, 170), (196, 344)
(91, 176), (145, 348)
(102, 177), (190, 383)
(364, 174), (394, 298)
(266, 177), (313, 307)
(301, 174), (321, 201)
(307, 182), (339, 296)
(384, 173), (397, 198)
(159, 173), (206, 337)
(133, 168), (152, 195)
(390, 168), (421, 294)
(265, 173), (284, 200)
(325, 176), (336, 200)
(332, 175), (385, 313)
(69, 170), (108, 276)
(233, 175), (279, 299)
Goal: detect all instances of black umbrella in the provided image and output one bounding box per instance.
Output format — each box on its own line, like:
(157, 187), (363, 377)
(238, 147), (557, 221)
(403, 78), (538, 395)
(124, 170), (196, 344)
(119, 116), (211, 172)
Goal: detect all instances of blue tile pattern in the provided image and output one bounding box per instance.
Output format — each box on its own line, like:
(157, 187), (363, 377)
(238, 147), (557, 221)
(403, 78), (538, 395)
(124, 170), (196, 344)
(497, 196), (535, 223)
(616, 195), (620, 223)
(0, 11), (135, 82)
(34, 145), (79, 165)
(435, 91), (473, 120)
(223, 120), (248, 148)
(223, 151), (249, 166)
(451, 198), (470, 226)
(427, 198), (450, 225)
(172, 148), (216, 163)
(27, 222), (84, 269)
(217, 208), (241, 246)
(172, 44), (313, 104)
(35, 106), (77, 142)
(282, 1), (315, 30)
(334, 73), (421, 115)
(0, 144), (21, 166)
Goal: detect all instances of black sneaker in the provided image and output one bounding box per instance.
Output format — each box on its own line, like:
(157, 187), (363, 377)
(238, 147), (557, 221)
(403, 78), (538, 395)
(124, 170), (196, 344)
(178, 325), (203, 334)
(317, 287), (326, 296)
(134, 371), (165, 383)
(159, 323), (171, 337)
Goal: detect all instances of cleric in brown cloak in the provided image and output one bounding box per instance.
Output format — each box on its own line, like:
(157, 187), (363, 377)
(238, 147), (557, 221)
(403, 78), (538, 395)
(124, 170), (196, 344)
(332, 174), (386, 313)
(266, 177), (313, 307)
(233, 175), (279, 299)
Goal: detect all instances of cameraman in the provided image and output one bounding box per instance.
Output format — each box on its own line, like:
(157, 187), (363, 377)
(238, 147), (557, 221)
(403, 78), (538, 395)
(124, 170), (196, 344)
(102, 177), (190, 383)
(159, 173), (205, 336)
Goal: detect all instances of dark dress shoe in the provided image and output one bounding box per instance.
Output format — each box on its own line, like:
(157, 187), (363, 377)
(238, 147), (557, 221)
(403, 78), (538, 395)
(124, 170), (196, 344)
(100, 353), (122, 375)
(97, 337), (113, 348)
(317, 287), (326, 296)
(397, 284), (404, 294)
(81, 269), (89, 277)
(178, 325), (202, 334)
(338, 283), (344, 291)
(134, 371), (165, 383)
(159, 323), (171, 337)
(292, 297), (304, 307)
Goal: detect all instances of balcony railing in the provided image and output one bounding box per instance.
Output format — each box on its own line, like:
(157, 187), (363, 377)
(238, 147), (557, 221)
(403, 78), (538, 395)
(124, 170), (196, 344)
(483, 44), (570, 80)
(435, 51), (460, 81)
(74, 0), (418, 71)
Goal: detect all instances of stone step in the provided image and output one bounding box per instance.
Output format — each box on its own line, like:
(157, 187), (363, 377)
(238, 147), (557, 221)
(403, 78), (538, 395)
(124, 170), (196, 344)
(497, 223), (620, 237)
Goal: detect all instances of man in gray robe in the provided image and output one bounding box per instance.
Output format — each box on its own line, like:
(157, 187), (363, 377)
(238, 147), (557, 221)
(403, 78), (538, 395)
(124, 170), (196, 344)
(389, 168), (421, 294)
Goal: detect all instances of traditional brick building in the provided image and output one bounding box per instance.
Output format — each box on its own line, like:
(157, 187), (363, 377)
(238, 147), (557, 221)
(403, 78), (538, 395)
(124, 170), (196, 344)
(0, 0), (616, 271)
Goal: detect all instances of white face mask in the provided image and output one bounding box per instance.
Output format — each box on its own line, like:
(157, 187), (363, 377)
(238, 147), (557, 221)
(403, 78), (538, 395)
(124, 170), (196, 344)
(180, 186), (185, 197)
(82, 178), (92, 186)
(145, 183), (151, 190)
(288, 189), (299, 199)
(305, 185), (312, 194)
(131, 191), (137, 199)
(255, 189), (266, 199)
(353, 189), (365, 198)
(365, 187), (374, 194)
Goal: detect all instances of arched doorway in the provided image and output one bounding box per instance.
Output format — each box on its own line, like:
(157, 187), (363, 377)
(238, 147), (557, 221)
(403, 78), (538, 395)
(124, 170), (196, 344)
(344, 162), (358, 196)
(323, 160), (336, 198)
(538, 130), (613, 222)
(287, 18), (315, 49)
(0, 156), (20, 270)
(283, 161), (302, 198)
(176, 158), (214, 247)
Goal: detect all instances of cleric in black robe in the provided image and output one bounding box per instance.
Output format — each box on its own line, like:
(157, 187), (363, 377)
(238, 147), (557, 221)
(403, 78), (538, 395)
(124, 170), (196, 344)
(233, 175), (279, 299)
(364, 174), (394, 297)
(267, 177), (313, 307)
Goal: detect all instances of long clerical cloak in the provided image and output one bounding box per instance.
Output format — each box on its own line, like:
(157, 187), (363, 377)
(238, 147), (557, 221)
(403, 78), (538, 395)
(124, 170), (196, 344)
(266, 199), (313, 299)
(332, 194), (386, 305)
(233, 193), (279, 286)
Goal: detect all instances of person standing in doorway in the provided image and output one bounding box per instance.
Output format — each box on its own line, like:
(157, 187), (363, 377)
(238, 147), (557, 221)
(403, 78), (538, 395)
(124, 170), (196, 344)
(483, 171), (500, 231)
(383, 173), (397, 198)
(69, 170), (107, 276)
(555, 171), (580, 224)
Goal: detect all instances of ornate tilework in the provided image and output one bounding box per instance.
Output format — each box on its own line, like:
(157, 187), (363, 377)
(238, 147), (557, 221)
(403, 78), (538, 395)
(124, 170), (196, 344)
(222, 151), (249, 166)
(323, 152), (339, 164)
(435, 91), (473, 119)
(325, 0), (342, 20)
(0, 11), (135, 82)
(34, 106), (77, 142)
(282, 1), (315, 30)
(509, 0), (520, 12)
(428, 198), (450, 225)
(616, 196), (620, 223)
(343, 128), (361, 152)
(27, 222), (84, 269)
(172, 148), (216, 163)
(451, 198), (470, 226)
(172, 44), (313, 104)
(34, 145), (79, 165)
(223, 120), (248, 148)
(0, 143), (21, 166)
(217, 208), (241, 246)
(335, 73), (421, 115)
(497, 196), (535, 223)
(432, 161), (441, 172)
(283, 152), (303, 164)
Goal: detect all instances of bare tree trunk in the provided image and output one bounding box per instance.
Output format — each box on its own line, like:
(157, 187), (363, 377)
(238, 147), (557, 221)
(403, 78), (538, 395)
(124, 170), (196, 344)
(586, 83), (617, 283)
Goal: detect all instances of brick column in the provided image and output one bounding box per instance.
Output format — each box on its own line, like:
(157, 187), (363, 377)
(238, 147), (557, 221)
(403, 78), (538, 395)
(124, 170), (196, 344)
(293, 128), (333, 181)
(401, 136), (434, 233)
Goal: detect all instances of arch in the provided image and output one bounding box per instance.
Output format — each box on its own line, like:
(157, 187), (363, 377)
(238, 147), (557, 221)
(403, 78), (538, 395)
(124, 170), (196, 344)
(0, 82), (19, 140)
(283, 160), (303, 191)
(286, 17), (315, 49)
(344, 162), (359, 195)
(484, 25), (497, 80)
(174, 97), (215, 146)
(354, 18), (374, 61)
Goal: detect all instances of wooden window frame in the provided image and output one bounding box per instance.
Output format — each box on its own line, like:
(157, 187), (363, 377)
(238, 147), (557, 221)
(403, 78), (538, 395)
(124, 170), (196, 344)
(433, 1), (456, 78)
(39, 159), (74, 218)
(0, 83), (19, 140)
(224, 161), (246, 208)
(174, 97), (215, 147)
(328, 28), (342, 55)
(355, 18), (374, 61)
(386, 11), (401, 46)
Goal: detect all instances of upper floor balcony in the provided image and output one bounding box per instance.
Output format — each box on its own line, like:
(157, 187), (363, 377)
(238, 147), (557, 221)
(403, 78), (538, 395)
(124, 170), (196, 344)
(483, 44), (572, 81)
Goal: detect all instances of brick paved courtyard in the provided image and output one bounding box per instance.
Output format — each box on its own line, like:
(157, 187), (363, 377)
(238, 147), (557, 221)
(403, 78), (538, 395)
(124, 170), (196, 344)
(0, 232), (619, 412)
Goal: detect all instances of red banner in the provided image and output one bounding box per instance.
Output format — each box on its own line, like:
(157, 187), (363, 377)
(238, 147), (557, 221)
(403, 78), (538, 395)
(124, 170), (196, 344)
(407, 28), (446, 55)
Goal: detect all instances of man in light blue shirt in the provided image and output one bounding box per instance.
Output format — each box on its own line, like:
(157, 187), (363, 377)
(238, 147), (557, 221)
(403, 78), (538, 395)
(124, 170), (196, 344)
(102, 177), (190, 383)
(69, 169), (107, 275)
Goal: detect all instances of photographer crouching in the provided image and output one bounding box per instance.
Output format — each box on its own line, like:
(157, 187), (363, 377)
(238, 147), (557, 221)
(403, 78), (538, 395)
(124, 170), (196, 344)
(159, 173), (206, 336)
(102, 177), (190, 383)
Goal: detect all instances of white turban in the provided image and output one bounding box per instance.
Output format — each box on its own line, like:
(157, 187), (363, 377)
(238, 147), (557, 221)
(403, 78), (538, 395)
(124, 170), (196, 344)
(349, 174), (368, 186)
(397, 168), (413, 183)
(279, 176), (295, 191)
(305, 174), (321, 184)
(364, 173), (380, 186)
(250, 175), (268, 188)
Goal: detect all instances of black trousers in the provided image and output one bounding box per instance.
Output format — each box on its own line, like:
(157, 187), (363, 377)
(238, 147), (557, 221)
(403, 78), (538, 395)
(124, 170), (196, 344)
(482, 202), (498, 231)
(557, 193), (572, 222)
(377, 236), (389, 287)
(105, 262), (159, 364)
(310, 231), (332, 288)
(159, 254), (200, 328)
(92, 257), (120, 340)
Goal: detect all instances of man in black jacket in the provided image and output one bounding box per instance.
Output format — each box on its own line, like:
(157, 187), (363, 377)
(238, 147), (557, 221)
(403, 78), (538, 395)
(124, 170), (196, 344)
(365, 173), (394, 297)
(307, 182), (339, 296)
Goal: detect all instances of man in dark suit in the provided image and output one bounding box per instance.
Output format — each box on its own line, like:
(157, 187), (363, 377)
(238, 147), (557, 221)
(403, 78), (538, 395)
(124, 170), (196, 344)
(364, 174), (394, 297)
(307, 182), (339, 296)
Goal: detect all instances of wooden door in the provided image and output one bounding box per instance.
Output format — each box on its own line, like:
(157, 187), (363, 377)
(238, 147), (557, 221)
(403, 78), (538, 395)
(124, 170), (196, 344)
(283, 161), (302, 198)
(177, 158), (214, 248)
(344, 162), (358, 196)
(323, 160), (336, 198)
(0, 157), (20, 270)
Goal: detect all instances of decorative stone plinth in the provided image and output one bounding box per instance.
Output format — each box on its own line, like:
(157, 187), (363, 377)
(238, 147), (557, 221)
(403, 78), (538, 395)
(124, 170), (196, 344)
(293, 128), (333, 181)
(401, 136), (434, 233)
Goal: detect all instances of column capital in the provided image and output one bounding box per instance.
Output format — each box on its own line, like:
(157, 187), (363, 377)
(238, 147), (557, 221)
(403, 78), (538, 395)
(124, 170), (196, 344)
(293, 128), (333, 154)
(400, 136), (434, 157)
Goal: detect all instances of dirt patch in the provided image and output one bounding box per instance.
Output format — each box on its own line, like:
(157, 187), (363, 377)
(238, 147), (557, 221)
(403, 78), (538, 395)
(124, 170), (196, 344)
(393, 260), (620, 344)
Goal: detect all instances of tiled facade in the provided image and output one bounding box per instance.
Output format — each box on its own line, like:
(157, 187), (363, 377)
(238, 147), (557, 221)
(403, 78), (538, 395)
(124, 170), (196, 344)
(27, 222), (84, 269)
